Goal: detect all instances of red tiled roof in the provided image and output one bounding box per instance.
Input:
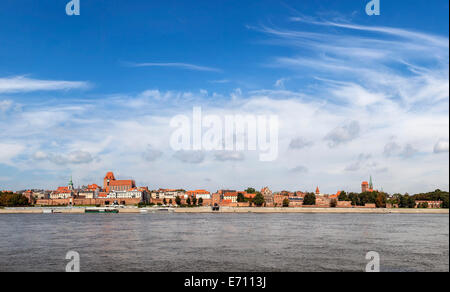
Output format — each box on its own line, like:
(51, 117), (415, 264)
(109, 180), (135, 186)
(87, 184), (100, 190)
(186, 190), (210, 195)
(104, 172), (116, 180)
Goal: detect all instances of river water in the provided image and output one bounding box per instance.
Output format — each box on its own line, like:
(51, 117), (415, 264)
(0, 213), (448, 272)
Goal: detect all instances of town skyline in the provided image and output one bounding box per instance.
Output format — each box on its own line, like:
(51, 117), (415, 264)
(4, 171), (447, 210)
(0, 1), (448, 194)
(3, 171), (448, 197)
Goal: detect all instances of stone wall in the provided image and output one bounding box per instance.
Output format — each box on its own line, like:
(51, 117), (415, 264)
(35, 198), (142, 206)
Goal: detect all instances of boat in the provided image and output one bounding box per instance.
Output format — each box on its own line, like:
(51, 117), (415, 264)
(85, 208), (119, 214)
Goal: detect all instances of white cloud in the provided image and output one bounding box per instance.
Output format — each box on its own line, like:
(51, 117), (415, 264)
(0, 143), (24, 164)
(125, 62), (221, 72)
(434, 141), (449, 154)
(0, 76), (90, 93)
(290, 165), (308, 173)
(289, 137), (313, 150)
(33, 150), (94, 165)
(214, 151), (245, 162)
(0, 18), (448, 194)
(143, 146), (163, 162)
(400, 144), (418, 159)
(324, 121), (360, 148)
(0, 100), (13, 113)
(173, 151), (205, 164)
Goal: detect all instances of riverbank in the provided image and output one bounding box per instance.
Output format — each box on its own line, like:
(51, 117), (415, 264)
(0, 206), (448, 214)
(174, 206), (449, 214)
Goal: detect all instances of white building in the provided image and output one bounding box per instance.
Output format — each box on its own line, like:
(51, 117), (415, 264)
(108, 189), (143, 199)
(151, 189), (186, 200)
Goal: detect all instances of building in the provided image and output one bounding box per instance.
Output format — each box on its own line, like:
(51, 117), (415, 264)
(32, 191), (50, 200)
(50, 187), (73, 199)
(261, 187), (273, 206)
(223, 191), (238, 203)
(315, 186), (321, 196)
(77, 184), (101, 199)
(103, 172), (136, 192)
(212, 192), (221, 206)
(186, 190), (211, 200)
(415, 200), (442, 209)
(151, 189), (186, 200)
(108, 188), (143, 199)
(362, 176), (374, 193)
(22, 190), (35, 204)
(242, 191), (255, 200)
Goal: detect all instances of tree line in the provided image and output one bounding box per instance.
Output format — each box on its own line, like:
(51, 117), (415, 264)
(0, 192), (30, 207)
(337, 189), (449, 209)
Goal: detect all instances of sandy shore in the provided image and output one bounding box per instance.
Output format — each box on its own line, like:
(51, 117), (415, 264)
(1, 207), (448, 214)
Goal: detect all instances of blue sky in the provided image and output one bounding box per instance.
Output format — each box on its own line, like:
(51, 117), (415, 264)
(0, 0), (448, 193)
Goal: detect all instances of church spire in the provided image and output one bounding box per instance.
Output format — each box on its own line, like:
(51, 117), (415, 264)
(369, 175), (373, 190)
(68, 175), (74, 190)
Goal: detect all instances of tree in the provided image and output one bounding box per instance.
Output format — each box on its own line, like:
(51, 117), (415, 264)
(253, 192), (265, 207)
(303, 193), (316, 206)
(237, 193), (246, 202)
(348, 192), (359, 206)
(0, 192), (29, 207)
(245, 188), (256, 194)
(163, 198), (167, 205)
(175, 196), (181, 206)
(418, 202), (429, 209)
(186, 197), (191, 205)
(169, 199), (173, 205)
(338, 191), (349, 201)
(192, 197), (197, 205)
(442, 196), (449, 209)
(407, 196), (416, 208)
(412, 189), (449, 209)
(330, 199), (337, 208)
(198, 198), (203, 206)
(375, 193), (387, 208)
(282, 198), (289, 207)
(398, 195), (409, 208)
(391, 193), (403, 205)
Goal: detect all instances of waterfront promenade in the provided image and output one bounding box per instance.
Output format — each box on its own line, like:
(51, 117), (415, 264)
(1, 206), (448, 214)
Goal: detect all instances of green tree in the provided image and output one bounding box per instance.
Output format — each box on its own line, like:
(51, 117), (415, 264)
(418, 202), (429, 209)
(192, 197), (197, 205)
(282, 198), (289, 207)
(348, 192), (359, 206)
(391, 193), (403, 205)
(237, 193), (246, 202)
(175, 196), (181, 206)
(303, 193), (316, 206)
(412, 189), (449, 209)
(163, 198), (167, 205)
(338, 191), (349, 201)
(407, 196), (416, 208)
(442, 196), (449, 209)
(253, 192), (265, 207)
(198, 198), (203, 206)
(245, 188), (256, 194)
(186, 197), (191, 205)
(169, 199), (173, 205)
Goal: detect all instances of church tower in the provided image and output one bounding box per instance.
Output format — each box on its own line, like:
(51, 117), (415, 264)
(369, 176), (373, 191)
(68, 175), (74, 191)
